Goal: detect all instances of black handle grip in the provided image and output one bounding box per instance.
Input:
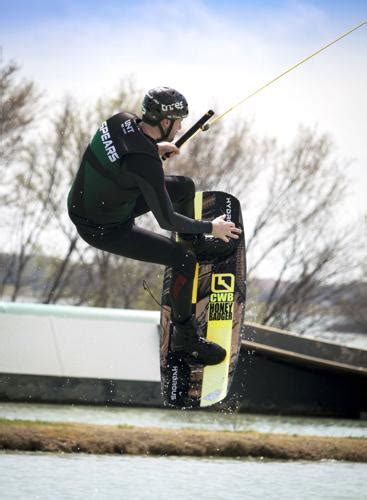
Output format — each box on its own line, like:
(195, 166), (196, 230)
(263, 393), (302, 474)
(162, 109), (214, 160)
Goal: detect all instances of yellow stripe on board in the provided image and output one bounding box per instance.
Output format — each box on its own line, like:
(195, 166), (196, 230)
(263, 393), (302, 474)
(194, 191), (203, 219)
(191, 264), (199, 304)
(200, 319), (233, 407)
(191, 192), (202, 304)
(200, 237), (235, 406)
(191, 191), (234, 406)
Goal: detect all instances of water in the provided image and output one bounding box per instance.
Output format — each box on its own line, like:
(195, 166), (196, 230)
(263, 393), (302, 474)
(1, 403), (366, 499)
(1, 402), (366, 438)
(0, 451), (366, 500)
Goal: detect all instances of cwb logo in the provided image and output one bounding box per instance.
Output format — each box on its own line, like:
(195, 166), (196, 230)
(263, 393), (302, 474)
(211, 274), (235, 293)
(209, 274), (235, 321)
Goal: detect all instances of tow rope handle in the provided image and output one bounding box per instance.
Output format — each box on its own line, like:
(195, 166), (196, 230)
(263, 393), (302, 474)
(162, 109), (214, 160)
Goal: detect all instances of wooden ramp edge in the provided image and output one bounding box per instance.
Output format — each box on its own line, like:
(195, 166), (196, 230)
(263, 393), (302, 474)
(241, 340), (367, 377)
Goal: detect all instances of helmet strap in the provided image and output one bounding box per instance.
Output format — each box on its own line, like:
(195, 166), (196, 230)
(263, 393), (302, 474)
(157, 119), (175, 142)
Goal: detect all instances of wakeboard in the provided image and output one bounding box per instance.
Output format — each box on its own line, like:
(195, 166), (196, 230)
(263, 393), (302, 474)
(160, 191), (246, 409)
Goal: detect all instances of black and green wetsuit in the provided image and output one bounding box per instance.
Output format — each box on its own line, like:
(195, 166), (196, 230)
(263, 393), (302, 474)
(68, 112), (211, 234)
(67, 112), (211, 321)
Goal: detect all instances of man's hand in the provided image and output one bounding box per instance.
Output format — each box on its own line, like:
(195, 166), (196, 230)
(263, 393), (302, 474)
(211, 214), (242, 242)
(158, 142), (180, 158)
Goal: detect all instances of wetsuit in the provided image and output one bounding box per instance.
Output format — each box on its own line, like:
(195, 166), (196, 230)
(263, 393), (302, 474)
(67, 112), (212, 321)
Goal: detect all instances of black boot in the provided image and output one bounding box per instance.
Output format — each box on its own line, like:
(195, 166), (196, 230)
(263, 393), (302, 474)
(179, 233), (236, 263)
(171, 315), (226, 365)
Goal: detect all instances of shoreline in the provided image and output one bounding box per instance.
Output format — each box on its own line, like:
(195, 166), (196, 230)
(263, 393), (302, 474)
(0, 419), (366, 462)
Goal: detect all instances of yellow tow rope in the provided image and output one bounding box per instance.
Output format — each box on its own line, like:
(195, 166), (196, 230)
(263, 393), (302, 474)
(186, 20), (366, 144)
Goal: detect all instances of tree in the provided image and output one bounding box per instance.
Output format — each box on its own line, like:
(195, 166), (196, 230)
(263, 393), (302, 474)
(0, 99), (76, 300)
(168, 121), (356, 331)
(331, 217), (367, 334)
(0, 52), (40, 171)
(0, 53), (41, 298)
(0, 76), (161, 307)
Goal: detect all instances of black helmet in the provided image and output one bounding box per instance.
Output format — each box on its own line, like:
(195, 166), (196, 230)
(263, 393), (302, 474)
(142, 86), (189, 125)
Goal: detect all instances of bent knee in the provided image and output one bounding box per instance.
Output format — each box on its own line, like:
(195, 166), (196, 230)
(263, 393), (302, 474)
(171, 243), (197, 270)
(182, 176), (195, 200)
(173, 176), (195, 201)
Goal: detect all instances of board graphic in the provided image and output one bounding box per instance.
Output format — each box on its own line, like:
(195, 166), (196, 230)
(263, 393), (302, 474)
(160, 191), (246, 409)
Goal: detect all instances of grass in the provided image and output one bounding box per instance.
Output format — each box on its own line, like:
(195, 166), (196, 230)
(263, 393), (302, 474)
(0, 419), (366, 461)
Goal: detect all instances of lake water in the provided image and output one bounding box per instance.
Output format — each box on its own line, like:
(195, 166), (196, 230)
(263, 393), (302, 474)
(0, 402), (366, 438)
(1, 451), (366, 500)
(0, 403), (366, 499)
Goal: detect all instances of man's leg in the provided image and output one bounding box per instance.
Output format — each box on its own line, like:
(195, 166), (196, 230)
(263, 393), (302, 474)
(133, 172), (235, 263)
(77, 223), (195, 323)
(133, 175), (195, 219)
(131, 175), (197, 317)
(164, 175), (237, 261)
(76, 223), (225, 365)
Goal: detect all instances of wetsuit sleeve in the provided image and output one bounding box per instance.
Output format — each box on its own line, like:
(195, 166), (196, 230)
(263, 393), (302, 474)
(126, 155), (212, 234)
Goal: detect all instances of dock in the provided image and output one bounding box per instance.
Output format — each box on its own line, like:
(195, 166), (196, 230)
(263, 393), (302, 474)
(0, 303), (366, 417)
